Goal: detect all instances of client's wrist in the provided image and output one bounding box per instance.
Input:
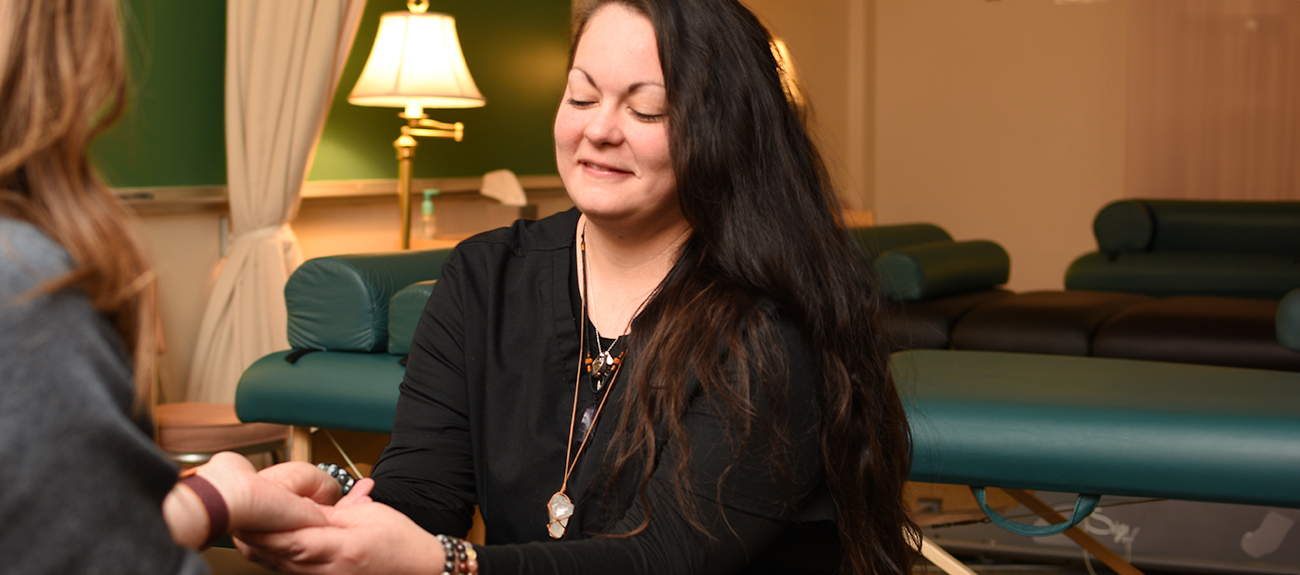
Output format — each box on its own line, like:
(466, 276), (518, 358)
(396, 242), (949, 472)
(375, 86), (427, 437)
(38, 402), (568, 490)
(178, 467), (229, 549)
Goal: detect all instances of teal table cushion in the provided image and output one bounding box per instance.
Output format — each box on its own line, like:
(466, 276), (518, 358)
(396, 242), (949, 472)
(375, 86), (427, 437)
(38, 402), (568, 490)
(286, 249), (453, 352)
(235, 351), (406, 434)
(1278, 288), (1300, 353)
(1065, 251), (1300, 299)
(875, 240), (1009, 302)
(850, 223), (952, 259)
(898, 349), (1300, 508)
(388, 280), (437, 355)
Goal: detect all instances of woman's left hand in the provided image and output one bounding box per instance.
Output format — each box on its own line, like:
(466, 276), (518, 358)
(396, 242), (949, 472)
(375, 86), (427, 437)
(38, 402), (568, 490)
(234, 487), (444, 575)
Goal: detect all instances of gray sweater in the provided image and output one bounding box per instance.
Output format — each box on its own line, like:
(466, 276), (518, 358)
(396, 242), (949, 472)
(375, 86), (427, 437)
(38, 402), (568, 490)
(0, 216), (207, 574)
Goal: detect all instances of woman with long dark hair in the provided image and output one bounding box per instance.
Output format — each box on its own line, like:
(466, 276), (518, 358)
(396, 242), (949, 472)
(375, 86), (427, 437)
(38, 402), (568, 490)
(1, 1), (337, 571)
(240, 1), (918, 573)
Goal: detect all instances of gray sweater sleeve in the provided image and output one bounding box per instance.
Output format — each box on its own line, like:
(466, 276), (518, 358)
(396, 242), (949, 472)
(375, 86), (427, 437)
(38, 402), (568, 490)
(0, 218), (208, 575)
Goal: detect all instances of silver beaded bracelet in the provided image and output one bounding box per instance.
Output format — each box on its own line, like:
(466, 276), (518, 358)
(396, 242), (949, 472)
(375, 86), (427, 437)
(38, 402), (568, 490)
(316, 462), (356, 496)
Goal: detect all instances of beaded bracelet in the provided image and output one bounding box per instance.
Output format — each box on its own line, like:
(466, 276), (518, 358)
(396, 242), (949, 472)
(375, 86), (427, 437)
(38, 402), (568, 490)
(316, 463), (356, 496)
(436, 534), (478, 575)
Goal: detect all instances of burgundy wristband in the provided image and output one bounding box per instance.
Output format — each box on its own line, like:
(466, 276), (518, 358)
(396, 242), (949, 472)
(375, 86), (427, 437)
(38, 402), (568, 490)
(179, 473), (229, 548)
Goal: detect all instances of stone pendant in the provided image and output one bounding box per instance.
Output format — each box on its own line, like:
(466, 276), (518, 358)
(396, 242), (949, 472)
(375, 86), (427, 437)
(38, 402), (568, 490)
(592, 350), (616, 391)
(547, 491), (574, 539)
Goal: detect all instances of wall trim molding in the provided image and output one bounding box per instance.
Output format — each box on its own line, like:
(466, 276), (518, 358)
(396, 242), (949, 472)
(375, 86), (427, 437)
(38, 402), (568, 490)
(299, 175), (565, 198)
(114, 174), (566, 214)
(114, 185), (228, 215)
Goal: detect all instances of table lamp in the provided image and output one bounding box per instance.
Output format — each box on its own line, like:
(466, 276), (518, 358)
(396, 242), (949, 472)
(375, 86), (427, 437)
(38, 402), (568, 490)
(349, 0), (486, 249)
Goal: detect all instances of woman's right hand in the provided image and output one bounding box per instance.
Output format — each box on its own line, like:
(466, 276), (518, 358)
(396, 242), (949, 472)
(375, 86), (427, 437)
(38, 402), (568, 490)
(234, 484), (446, 575)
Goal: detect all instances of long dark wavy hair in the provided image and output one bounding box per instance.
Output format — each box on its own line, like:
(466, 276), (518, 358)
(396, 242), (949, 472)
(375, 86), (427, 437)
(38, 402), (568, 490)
(572, 1), (919, 574)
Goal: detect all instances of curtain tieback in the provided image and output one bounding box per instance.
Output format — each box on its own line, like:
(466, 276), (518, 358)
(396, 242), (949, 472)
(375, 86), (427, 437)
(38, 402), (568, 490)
(230, 223), (296, 247)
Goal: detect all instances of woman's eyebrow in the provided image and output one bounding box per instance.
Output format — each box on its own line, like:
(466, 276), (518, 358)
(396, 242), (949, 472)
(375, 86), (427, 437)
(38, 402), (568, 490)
(627, 81), (666, 95)
(573, 67), (598, 88)
(571, 67), (664, 95)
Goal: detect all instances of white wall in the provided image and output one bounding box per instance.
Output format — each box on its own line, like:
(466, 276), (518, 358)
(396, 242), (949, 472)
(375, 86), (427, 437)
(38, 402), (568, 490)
(136, 212), (224, 403)
(875, 0), (1129, 291)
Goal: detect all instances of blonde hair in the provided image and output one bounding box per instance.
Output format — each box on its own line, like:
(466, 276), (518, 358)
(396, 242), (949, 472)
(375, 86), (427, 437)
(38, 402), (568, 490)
(0, 0), (158, 408)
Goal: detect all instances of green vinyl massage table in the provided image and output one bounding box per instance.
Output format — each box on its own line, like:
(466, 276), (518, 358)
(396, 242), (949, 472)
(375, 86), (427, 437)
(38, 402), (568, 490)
(896, 349), (1300, 575)
(236, 330), (1300, 575)
(901, 349), (1299, 507)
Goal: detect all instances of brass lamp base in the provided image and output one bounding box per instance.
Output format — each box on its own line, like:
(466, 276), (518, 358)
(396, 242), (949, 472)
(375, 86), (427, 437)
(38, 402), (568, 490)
(394, 115), (464, 250)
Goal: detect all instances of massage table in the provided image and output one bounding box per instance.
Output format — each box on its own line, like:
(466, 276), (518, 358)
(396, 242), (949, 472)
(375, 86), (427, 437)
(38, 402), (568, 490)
(899, 349), (1300, 574)
(237, 346), (1300, 574)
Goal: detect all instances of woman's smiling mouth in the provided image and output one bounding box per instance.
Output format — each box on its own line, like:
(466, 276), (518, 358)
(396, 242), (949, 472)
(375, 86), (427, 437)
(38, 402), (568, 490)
(580, 160), (634, 176)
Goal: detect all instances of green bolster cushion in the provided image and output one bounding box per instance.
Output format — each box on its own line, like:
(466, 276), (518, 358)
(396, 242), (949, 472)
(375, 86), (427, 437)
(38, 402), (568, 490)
(850, 223), (953, 259)
(874, 240), (1010, 302)
(1093, 200), (1154, 252)
(1095, 199), (1300, 255)
(1066, 251), (1300, 300)
(286, 249), (453, 352)
(388, 280), (437, 355)
(235, 351), (405, 434)
(1277, 289), (1300, 353)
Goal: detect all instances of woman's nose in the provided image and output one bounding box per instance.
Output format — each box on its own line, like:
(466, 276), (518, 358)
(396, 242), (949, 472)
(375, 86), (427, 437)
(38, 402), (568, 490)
(583, 105), (623, 146)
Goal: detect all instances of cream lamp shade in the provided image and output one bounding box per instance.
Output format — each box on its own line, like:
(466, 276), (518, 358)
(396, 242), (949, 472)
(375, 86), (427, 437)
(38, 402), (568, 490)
(349, 9), (486, 116)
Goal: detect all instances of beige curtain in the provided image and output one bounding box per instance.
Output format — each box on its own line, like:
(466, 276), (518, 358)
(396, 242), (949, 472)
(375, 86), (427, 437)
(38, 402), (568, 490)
(187, 0), (366, 403)
(1127, 0), (1300, 200)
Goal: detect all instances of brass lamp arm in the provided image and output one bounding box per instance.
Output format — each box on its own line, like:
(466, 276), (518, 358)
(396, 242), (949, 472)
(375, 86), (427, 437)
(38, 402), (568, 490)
(403, 123), (464, 142)
(393, 117), (467, 250)
(401, 118), (464, 142)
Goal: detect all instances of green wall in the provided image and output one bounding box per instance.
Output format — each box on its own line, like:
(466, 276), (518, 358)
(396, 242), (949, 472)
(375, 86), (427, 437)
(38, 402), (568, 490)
(91, 0), (571, 188)
(309, 0), (572, 181)
(93, 0), (228, 188)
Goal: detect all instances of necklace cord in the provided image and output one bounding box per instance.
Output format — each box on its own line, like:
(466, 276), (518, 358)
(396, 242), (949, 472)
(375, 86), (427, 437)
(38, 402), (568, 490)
(560, 232), (586, 494)
(560, 225), (626, 494)
(552, 221), (669, 537)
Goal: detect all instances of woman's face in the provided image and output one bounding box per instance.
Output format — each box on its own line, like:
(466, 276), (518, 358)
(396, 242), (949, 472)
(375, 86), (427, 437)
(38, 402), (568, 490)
(554, 4), (679, 230)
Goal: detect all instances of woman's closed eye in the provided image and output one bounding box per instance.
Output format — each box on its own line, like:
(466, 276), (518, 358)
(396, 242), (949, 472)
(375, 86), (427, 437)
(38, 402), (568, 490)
(566, 98), (597, 109)
(631, 109), (665, 122)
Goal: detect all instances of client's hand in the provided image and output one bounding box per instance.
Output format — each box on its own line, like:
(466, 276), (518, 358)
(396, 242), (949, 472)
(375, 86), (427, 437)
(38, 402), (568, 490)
(258, 461), (348, 505)
(166, 452), (330, 549)
(197, 452), (331, 533)
(235, 483), (444, 575)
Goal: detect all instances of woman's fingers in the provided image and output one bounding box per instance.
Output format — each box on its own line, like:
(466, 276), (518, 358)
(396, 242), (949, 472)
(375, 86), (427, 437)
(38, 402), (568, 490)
(236, 502), (443, 575)
(335, 477), (375, 506)
(233, 537), (286, 572)
(236, 529), (326, 562)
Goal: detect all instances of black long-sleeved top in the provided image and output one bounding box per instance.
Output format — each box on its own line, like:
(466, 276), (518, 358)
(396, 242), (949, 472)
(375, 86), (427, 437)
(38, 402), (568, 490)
(371, 209), (839, 574)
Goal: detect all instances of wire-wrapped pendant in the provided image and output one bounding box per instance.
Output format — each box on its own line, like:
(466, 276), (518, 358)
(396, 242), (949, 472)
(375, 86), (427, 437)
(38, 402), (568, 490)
(547, 491), (574, 539)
